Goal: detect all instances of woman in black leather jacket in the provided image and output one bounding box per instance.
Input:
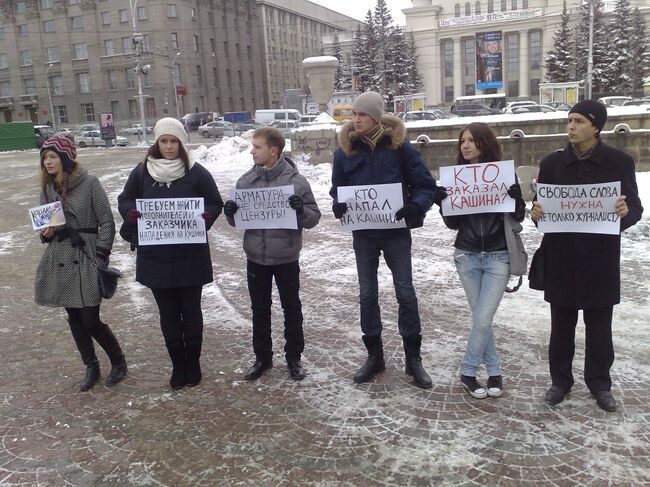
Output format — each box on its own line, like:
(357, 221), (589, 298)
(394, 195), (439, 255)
(442, 122), (525, 399)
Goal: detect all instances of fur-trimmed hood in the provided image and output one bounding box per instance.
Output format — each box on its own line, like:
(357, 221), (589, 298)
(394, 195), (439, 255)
(337, 114), (406, 156)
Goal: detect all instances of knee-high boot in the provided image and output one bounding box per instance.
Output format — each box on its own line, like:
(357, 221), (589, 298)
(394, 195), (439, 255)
(92, 322), (127, 386)
(166, 340), (187, 390)
(353, 335), (385, 383)
(185, 337), (202, 387)
(68, 319), (100, 391)
(403, 334), (432, 389)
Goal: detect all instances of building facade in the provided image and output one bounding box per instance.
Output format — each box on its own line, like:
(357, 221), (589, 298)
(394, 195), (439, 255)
(0, 0), (358, 127)
(404, 0), (650, 107)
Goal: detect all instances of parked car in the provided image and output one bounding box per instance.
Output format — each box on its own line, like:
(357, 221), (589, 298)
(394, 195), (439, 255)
(78, 124), (100, 133)
(508, 105), (557, 114)
(198, 120), (233, 138)
(34, 125), (56, 147)
(299, 115), (318, 124)
(621, 99), (650, 106)
(545, 101), (573, 111)
(75, 130), (128, 147)
(233, 123), (263, 136)
(56, 128), (76, 141)
(401, 110), (446, 121)
(451, 103), (498, 117)
(269, 120), (300, 136)
(120, 124), (153, 135)
(598, 96), (633, 107)
(501, 101), (538, 113)
(181, 112), (214, 131)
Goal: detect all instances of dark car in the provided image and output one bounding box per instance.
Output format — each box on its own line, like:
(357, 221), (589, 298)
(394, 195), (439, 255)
(233, 123), (263, 136)
(181, 112), (213, 131)
(450, 103), (497, 117)
(34, 125), (56, 147)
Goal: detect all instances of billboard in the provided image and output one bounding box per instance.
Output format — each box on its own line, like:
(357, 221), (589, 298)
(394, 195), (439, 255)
(99, 112), (115, 140)
(476, 31), (503, 90)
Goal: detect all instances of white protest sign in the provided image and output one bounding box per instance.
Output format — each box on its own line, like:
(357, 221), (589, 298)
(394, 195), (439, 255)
(337, 183), (406, 231)
(440, 160), (516, 215)
(136, 197), (206, 245)
(29, 201), (66, 230)
(537, 182), (621, 235)
(232, 185), (297, 230)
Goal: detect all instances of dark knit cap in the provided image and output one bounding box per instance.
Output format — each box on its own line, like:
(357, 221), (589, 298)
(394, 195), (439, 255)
(40, 134), (77, 173)
(569, 99), (607, 131)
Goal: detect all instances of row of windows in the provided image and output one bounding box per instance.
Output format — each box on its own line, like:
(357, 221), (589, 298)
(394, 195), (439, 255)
(454, 0), (530, 17)
(11, 1), (191, 20)
(443, 78), (540, 102)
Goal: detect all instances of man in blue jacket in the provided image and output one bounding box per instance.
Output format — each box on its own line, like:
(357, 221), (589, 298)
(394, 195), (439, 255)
(330, 91), (444, 389)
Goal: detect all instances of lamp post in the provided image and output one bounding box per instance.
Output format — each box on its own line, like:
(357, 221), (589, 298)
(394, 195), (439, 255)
(173, 51), (181, 119)
(45, 63), (56, 131)
(129, 0), (148, 143)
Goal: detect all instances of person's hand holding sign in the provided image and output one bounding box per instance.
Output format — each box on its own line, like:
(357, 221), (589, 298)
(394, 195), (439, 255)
(223, 200), (238, 217)
(332, 202), (347, 219)
(395, 203), (423, 222)
(41, 226), (55, 239)
(128, 208), (141, 224)
(614, 195), (628, 218)
(288, 195), (304, 215)
(530, 201), (543, 222)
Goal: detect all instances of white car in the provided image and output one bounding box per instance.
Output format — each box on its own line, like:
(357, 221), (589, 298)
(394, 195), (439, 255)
(120, 124), (153, 135)
(75, 130), (128, 147)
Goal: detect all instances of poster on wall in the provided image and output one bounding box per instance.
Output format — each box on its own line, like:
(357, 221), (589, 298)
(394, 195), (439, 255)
(476, 31), (503, 90)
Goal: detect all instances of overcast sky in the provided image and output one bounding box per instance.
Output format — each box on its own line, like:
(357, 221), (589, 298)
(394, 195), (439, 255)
(311, 0), (413, 24)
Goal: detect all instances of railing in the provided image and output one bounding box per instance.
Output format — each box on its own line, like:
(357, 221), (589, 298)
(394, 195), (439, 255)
(19, 94), (38, 106)
(0, 96), (14, 108)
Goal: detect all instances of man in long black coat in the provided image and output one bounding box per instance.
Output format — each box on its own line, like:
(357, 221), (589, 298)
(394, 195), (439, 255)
(531, 100), (643, 412)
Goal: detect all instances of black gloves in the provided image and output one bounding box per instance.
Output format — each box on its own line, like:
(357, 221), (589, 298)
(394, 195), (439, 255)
(395, 203), (423, 222)
(507, 183), (522, 200)
(332, 202), (348, 219)
(434, 186), (448, 206)
(288, 195), (304, 215)
(223, 200), (239, 217)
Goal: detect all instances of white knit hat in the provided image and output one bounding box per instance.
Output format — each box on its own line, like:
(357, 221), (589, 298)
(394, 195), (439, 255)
(154, 117), (189, 146)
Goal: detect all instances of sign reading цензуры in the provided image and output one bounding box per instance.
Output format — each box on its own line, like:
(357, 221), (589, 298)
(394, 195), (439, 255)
(136, 197), (206, 245)
(231, 185), (297, 230)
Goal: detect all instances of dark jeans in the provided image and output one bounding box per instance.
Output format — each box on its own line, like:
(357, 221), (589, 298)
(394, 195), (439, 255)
(549, 304), (614, 394)
(151, 286), (204, 348)
(352, 233), (421, 338)
(247, 259), (303, 362)
(66, 305), (123, 365)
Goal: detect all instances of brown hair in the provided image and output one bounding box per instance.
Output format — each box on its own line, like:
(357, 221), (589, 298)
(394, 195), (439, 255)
(253, 127), (285, 155)
(455, 122), (503, 164)
(39, 152), (79, 206)
(143, 136), (191, 173)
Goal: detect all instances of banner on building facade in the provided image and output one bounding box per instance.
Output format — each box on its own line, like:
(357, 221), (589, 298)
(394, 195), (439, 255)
(476, 31), (503, 90)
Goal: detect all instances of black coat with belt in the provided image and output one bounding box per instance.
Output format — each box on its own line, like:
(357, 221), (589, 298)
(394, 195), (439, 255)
(537, 141), (643, 309)
(118, 162), (223, 289)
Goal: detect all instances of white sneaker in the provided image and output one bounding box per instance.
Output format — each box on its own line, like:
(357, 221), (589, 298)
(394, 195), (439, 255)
(487, 375), (503, 398)
(460, 374), (488, 399)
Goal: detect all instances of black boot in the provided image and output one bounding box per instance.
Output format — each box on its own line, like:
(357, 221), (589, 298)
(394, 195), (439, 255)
(166, 341), (187, 390)
(80, 360), (100, 391)
(185, 338), (202, 387)
(353, 335), (385, 384)
(106, 355), (127, 386)
(403, 334), (432, 389)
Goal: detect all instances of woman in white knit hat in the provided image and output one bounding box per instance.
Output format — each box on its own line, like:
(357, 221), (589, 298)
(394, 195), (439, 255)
(118, 117), (223, 390)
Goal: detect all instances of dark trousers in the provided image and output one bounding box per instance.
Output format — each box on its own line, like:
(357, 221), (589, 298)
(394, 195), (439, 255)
(66, 305), (123, 366)
(247, 259), (304, 362)
(151, 286), (204, 348)
(549, 304), (614, 394)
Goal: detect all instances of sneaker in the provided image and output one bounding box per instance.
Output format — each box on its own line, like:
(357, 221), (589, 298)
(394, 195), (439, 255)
(487, 375), (503, 398)
(460, 374), (487, 399)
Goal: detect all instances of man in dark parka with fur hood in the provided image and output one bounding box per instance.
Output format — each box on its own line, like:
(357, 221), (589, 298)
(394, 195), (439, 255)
(330, 91), (445, 389)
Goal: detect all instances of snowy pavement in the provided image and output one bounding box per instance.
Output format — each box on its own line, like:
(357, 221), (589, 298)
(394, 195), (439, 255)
(0, 140), (648, 486)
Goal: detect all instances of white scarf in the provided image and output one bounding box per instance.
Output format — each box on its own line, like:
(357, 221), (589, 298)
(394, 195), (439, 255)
(146, 156), (194, 186)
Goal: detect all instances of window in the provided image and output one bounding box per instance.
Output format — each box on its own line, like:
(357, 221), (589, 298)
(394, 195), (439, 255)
(464, 38), (475, 77)
(443, 39), (453, 78)
(247, 45), (252, 60)
(17, 24), (28, 37)
(125, 68), (135, 89)
(81, 103), (95, 122)
(224, 41), (229, 57)
(119, 9), (128, 22)
(111, 101), (119, 120)
(104, 39), (114, 56)
(0, 81), (12, 97)
(128, 100), (138, 119)
(174, 64), (182, 86)
(511, 0), (517, 9)
(19, 50), (32, 65)
(196, 65), (203, 86)
(101, 11), (111, 25)
(508, 80), (519, 97)
(54, 105), (67, 124)
(73, 42), (87, 60)
(465, 2), (471, 15)
(15, 1), (26, 14)
(142, 34), (151, 52)
(506, 33), (518, 73)
(530, 78), (540, 96)
(522, 0), (528, 7)
(475, 2), (481, 14)
(464, 84), (476, 95)
(77, 72), (91, 93)
(0, 54), (7, 69)
(23, 78), (35, 94)
(0, 28), (4, 41)
(530, 31), (541, 69)
(50, 75), (64, 95)
(191, 7), (197, 19)
(193, 35), (199, 52)
(106, 69), (118, 90)
(137, 6), (147, 20)
(40, 0), (53, 8)
(122, 37), (133, 54)
(142, 71), (152, 88)
(488, 0), (494, 13)
(445, 86), (454, 102)
(167, 4), (177, 17)
(170, 32), (178, 49)
(70, 15), (83, 29)
(146, 98), (156, 118)
(501, 0), (507, 10)
(47, 46), (60, 62)
(68, 0), (80, 5)
(43, 20), (55, 32)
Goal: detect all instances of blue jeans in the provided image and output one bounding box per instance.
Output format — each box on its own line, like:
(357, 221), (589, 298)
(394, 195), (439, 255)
(353, 233), (421, 337)
(454, 250), (510, 377)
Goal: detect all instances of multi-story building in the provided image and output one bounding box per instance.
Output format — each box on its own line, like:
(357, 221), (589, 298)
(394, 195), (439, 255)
(404, 0), (650, 106)
(0, 0), (359, 126)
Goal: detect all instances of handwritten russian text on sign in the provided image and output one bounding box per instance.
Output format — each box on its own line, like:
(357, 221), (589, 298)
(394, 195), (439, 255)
(29, 201), (66, 230)
(337, 183), (406, 231)
(537, 182), (621, 235)
(440, 160), (515, 215)
(136, 197), (206, 245)
(233, 185), (297, 230)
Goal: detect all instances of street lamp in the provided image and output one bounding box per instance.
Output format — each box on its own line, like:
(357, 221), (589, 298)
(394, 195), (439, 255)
(173, 52), (181, 119)
(129, 0), (148, 143)
(45, 63), (56, 131)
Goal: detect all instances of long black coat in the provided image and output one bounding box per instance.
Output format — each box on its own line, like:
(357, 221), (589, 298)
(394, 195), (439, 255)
(536, 141), (643, 309)
(118, 162), (223, 289)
